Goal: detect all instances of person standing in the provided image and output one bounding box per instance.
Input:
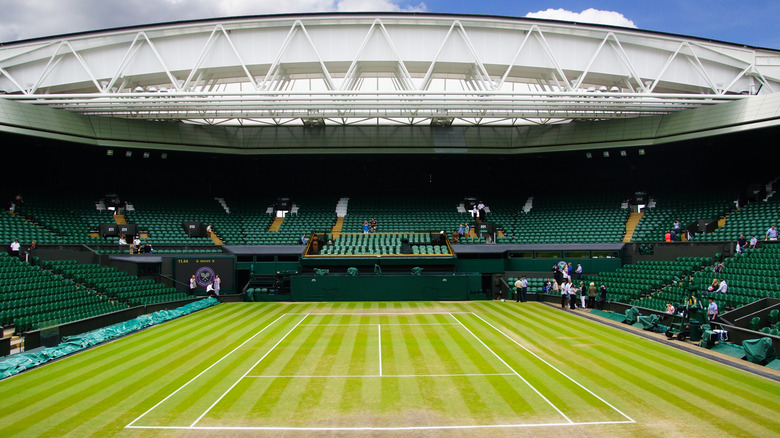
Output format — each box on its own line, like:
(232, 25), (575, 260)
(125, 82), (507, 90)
(575, 263), (583, 281)
(737, 234), (748, 253)
(213, 274), (221, 296)
(766, 225), (778, 241)
(370, 218), (377, 232)
(569, 282), (578, 309)
(10, 238), (21, 259)
(363, 221), (370, 234)
(597, 285), (607, 310)
(189, 275), (196, 296)
(749, 235), (758, 248)
(707, 297), (718, 322)
(579, 281), (587, 308)
(519, 276), (528, 302)
(560, 279), (570, 308)
(587, 282), (597, 308)
(514, 277), (522, 302)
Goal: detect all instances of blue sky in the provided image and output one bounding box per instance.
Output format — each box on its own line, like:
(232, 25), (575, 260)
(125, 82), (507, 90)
(0, 0), (777, 49)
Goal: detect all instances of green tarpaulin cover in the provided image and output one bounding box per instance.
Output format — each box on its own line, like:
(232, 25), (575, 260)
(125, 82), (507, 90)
(742, 337), (777, 365)
(638, 314), (660, 331)
(0, 298), (218, 379)
(624, 307), (641, 324)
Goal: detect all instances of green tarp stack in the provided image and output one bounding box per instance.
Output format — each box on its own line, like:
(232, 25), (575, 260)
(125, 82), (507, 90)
(623, 307), (641, 324)
(638, 314), (660, 331)
(0, 298), (218, 379)
(742, 337), (777, 365)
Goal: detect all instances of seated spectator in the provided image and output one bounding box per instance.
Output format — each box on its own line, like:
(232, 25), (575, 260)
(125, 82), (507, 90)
(766, 225), (778, 241)
(664, 230), (671, 242)
(714, 279), (728, 294)
(737, 233), (748, 252)
(713, 263), (724, 274)
(707, 278), (719, 292)
(370, 217), (377, 232)
(749, 235), (758, 248)
(363, 221), (370, 234)
(666, 302), (676, 314)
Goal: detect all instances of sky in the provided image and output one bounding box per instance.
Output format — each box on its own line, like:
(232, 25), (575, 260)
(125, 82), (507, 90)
(0, 0), (777, 49)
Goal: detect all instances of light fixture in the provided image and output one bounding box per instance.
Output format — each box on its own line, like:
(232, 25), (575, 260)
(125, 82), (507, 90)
(161, 153), (167, 159)
(585, 152), (592, 159)
(603, 151), (610, 158)
(638, 149), (645, 156)
(620, 150), (627, 157)
(143, 152), (150, 159)
(106, 149), (113, 156)
(125, 151), (132, 158)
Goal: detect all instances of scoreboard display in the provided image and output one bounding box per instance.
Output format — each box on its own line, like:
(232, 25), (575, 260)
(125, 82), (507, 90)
(174, 257), (234, 294)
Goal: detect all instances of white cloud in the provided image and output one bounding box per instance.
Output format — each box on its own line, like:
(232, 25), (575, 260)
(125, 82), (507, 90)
(0, 0), (427, 42)
(525, 8), (637, 28)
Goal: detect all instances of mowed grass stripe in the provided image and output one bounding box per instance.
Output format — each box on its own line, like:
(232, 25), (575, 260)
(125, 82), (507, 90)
(471, 302), (780, 436)
(0, 303), (285, 436)
(0, 303), (263, 435)
(129, 305), (297, 424)
(504, 303), (780, 414)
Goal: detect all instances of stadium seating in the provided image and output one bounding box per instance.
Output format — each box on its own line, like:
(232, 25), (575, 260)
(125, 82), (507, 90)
(631, 190), (737, 242)
(0, 253), (129, 333)
(694, 196), (780, 242)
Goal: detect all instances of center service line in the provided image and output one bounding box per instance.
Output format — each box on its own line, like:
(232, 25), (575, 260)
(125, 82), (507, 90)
(189, 313), (310, 428)
(126, 312), (288, 428)
(449, 313), (573, 424)
(378, 324), (383, 377)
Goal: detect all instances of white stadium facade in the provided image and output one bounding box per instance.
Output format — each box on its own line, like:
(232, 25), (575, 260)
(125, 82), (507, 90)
(0, 12), (778, 189)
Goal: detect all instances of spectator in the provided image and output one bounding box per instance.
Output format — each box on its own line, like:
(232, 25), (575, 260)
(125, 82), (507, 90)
(714, 279), (728, 294)
(517, 276), (528, 302)
(560, 279), (570, 308)
(596, 285), (607, 310)
(458, 224), (465, 236)
(766, 225), (778, 241)
(673, 219), (681, 236)
(587, 282), (597, 308)
(707, 279), (719, 293)
(370, 217), (377, 232)
(749, 235), (758, 248)
(575, 263), (583, 280)
(579, 281), (587, 308)
(25, 240), (37, 262)
(451, 230), (459, 244)
(189, 275), (196, 296)
(206, 224), (213, 237)
(713, 262), (724, 274)
(666, 302), (676, 314)
(670, 229), (677, 242)
(471, 205), (479, 222)
(464, 223), (470, 236)
(543, 278), (552, 294)
(737, 234), (748, 253)
(300, 234), (309, 245)
(569, 282), (578, 309)
(551, 279), (559, 295)
(213, 274), (221, 296)
(10, 238), (20, 259)
(707, 297), (718, 322)
(363, 221), (370, 234)
(664, 230), (671, 242)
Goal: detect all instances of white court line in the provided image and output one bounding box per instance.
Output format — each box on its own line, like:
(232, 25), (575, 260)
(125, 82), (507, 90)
(286, 312), (473, 315)
(244, 373), (515, 378)
(298, 323), (459, 326)
(189, 314), (309, 428)
(126, 420), (635, 432)
(378, 324), (383, 377)
(125, 313), (288, 428)
(449, 313), (572, 424)
(470, 312), (635, 423)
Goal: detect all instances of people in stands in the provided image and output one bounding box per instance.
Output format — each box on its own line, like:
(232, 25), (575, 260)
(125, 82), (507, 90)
(749, 235), (758, 248)
(673, 219), (681, 237)
(25, 240), (37, 262)
(560, 279), (570, 308)
(300, 234), (309, 245)
(132, 235), (141, 254)
(664, 230), (671, 242)
(213, 274), (221, 296)
(10, 238), (20, 259)
(118, 234), (127, 250)
(575, 263), (583, 280)
(707, 297), (718, 322)
(707, 278), (719, 293)
(472, 205), (480, 223)
(766, 224), (778, 241)
(189, 275), (196, 296)
(666, 302), (676, 314)
(458, 224), (465, 236)
(464, 222), (470, 236)
(370, 217), (377, 232)
(597, 285), (607, 310)
(670, 229), (677, 242)
(713, 262), (724, 274)
(206, 223), (213, 237)
(714, 279), (728, 294)
(588, 282), (597, 308)
(143, 242), (153, 254)
(737, 233), (748, 253)
(551, 279), (559, 295)
(543, 278), (552, 294)
(363, 221), (369, 234)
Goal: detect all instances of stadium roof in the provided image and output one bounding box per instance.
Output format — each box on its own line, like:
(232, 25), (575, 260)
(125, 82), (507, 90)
(1, 13), (778, 127)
